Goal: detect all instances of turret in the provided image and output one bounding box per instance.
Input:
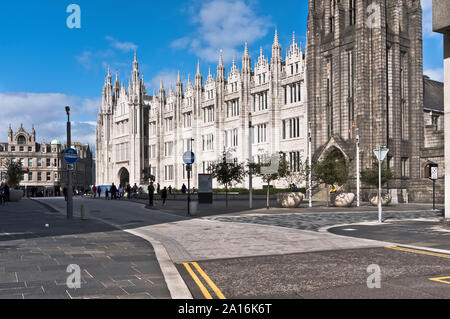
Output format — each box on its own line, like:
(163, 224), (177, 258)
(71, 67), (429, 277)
(271, 28), (282, 63)
(8, 124), (13, 143)
(195, 60), (203, 89)
(217, 50), (225, 82)
(242, 41), (251, 73)
(159, 79), (165, 100)
(176, 71), (183, 96)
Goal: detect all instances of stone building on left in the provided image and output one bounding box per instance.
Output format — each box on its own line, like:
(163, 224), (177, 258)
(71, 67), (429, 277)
(0, 124), (93, 197)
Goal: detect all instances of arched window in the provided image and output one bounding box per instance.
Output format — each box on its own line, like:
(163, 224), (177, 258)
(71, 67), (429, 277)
(17, 135), (26, 144)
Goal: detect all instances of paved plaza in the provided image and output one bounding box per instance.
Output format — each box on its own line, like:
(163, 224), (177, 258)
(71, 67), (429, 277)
(0, 199), (171, 299)
(0, 196), (448, 299)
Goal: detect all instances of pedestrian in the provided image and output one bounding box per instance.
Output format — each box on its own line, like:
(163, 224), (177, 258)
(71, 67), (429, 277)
(105, 188), (109, 200)
(168, 185), (172, 195)
(148, 182), (155, 207)
(0, 183), (5, 206)
(4, 184), (9, 202)
(181, 184), (187, 194)
(161, 187), (168, 205)
(119, 185), (124, 200)
(97, 186), (101, 199)
(157, 183), (160, 194)
(111, 183), (117, 200)
(63, 187), (68, 202)
(131, 183), (137, 199)
(93, 185), (97, 198)
(126, 184), (131, 200)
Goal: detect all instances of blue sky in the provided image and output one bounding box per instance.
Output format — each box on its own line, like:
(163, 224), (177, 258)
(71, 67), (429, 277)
(0, 0), (444, 150)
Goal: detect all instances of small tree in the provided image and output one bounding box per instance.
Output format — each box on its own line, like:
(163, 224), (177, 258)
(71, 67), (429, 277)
(361, 158), (393, 191)
(3, 159), (26, 188)
(210, 152), (247, 207)
(254, 152), (290, 209)
(284, 158), (308, 193)
(313, 150), (348, 206)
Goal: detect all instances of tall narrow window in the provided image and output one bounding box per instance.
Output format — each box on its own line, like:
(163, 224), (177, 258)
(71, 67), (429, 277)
(347, 50), (355, 137)
(327, 57), (333, 138)
(400, 52), (408, 140)
(349, 0), (356, 25)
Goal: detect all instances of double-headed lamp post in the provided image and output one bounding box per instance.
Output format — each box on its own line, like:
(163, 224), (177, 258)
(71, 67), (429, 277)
(66, 106), (73, 219)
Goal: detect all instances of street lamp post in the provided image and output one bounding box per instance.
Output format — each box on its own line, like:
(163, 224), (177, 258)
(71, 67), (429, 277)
(308, 122), (312, 208)
(248, 113), (253, 209)
(65, 106), (73, 219)
(356, 128), (360, 207)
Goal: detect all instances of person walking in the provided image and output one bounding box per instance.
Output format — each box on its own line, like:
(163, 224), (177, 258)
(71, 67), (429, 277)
(63, 187), (68, 202)
(148, 182), (155, 207)
(0, 183), (5, 206)
(105, 188), (109, 200)
(157, 183), (160, 195)
(97, 186), (101, 199)
(119, 185), (125, 200)
(126, 184), (131, 200)
(111, 183), (117, 200)
(161, 187), (168, 206)
(93, 185), (97, 198)
(181, 183), (187, 194)
(4, 184), (9, 203)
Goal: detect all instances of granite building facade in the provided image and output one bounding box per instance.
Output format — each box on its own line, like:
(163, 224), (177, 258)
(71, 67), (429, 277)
(307, 0), (444, 202)
(96, 33), (308, 189)
(0, 125), (93, 196)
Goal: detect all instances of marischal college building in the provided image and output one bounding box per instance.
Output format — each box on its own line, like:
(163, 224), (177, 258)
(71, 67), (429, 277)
(96, 0), (445, 202)
(96, 32), (307, 190)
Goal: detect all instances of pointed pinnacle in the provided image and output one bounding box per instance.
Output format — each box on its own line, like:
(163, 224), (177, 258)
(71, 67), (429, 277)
(196, 60), (201, 75)
(219, 49), (224, 66)
(274, 27), (279, 45)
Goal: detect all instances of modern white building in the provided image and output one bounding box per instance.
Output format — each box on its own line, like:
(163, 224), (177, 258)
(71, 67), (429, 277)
(96, 31), (308, 190)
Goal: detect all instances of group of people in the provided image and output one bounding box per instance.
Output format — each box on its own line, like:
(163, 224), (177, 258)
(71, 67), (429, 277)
(0, 183), (10, 205)
(147, 182), (168, 207)
(289, 184), (299, 192)
(92, 183), (142, 200)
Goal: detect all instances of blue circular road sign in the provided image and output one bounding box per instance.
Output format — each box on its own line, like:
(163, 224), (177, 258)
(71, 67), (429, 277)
(64, 148), (79, 164)
(183, 151), (195, 165)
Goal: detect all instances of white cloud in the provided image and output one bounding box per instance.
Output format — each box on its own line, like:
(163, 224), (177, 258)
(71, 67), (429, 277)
(424, 68), (444, 82)
(0, 92), (99, 152)
(105, 36), (138, 53)
(171, 0), (272, 63)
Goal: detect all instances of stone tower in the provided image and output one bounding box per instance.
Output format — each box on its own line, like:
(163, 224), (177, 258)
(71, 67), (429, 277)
(307, 0), (424, 201)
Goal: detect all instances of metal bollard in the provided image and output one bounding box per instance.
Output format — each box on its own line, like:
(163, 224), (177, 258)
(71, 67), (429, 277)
(81, 204), (89, 220)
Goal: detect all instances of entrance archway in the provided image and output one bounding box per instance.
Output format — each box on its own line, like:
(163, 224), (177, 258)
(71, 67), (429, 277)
(118, 168), (130, 187)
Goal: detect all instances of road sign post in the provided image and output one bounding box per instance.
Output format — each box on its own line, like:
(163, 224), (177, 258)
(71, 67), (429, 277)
(429, 164), (438, 210)
(373, 146), (389, 223)
(183, 151), (195, 216)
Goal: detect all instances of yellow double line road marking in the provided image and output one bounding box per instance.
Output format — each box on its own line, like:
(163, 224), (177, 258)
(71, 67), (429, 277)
(429, 276), (450, 285)
(182, 262), (226, 299)
(385, 246), (450, 259)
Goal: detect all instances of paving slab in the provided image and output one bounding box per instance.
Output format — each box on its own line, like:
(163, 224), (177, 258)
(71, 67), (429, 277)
(0, 199), (171, 299)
